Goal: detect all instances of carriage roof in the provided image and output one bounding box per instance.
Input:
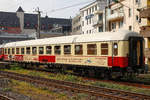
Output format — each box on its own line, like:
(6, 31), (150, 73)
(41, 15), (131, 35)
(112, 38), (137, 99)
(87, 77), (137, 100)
(3, 30), (142, 48)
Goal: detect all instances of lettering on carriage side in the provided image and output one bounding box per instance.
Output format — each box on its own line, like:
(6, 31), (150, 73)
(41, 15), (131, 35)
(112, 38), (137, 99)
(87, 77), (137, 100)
(95, 57), (107, 66)
(24, 55), (38, 61)
(56, 56), (108, 66)
(57, 57), (83, 63)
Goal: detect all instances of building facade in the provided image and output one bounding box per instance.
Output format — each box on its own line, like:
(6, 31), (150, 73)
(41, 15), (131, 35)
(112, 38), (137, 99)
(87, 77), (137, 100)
(140, 0), (150, 66)
(71, 14), (81, 35)
(107, 0), (143, 32)
(0, 7), (72, 39)
(80, 0), (107, 34)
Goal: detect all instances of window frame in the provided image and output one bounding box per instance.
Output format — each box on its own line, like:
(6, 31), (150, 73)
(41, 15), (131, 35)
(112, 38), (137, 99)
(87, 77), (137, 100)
(64, 45), (71, 55)
(46, 46), (52, 54)
(101, 43), (108, 55)
(87, 44), (97, 55)
(54, 46), (61, 55)
(21, 48), (25, 55)
(12, 48), (15, 54)
(75, 45), (83, 55)
(39, 47), (44, 55)
(32, 47), (37, 55)
(26, 47), (31, 55)
(16, 48), (20, 54)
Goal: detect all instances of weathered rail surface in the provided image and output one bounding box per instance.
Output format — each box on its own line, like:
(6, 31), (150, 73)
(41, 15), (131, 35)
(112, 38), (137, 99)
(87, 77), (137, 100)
(0, 94), (14, 100)
(0, 71), (150, 100)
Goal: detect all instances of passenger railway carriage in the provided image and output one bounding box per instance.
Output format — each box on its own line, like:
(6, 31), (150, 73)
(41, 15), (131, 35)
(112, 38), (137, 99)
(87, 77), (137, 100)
(0, 30), (146, 78)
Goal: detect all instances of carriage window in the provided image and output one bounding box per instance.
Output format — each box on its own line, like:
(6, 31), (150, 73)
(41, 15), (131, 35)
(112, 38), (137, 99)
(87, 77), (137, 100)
(8, 48), (10, 54)
(54, 46), (61, 55)
(16, 48), (20, 54)
(5, 48), (7, 54)
(87, 44), (97, 55)
(46, 46), (52, 54)
(12, 48), (15, 54)
(39, 47), (44, 54)
(75, 45), (83, 55)
(101, 43), (108, 55)
(113, 43), (118, 56)
(21, 48), (25, 54)
(64, 45), (71, 55)
(26, 47), (30, 54)
(32, 47), (37, 55)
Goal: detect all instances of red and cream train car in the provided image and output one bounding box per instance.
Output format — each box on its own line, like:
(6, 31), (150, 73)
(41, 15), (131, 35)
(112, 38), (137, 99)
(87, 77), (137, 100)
(1, 30), (146, 77)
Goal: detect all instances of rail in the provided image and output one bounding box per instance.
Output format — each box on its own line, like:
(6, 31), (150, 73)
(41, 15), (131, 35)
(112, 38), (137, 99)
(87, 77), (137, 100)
(0, 71), (150, 100)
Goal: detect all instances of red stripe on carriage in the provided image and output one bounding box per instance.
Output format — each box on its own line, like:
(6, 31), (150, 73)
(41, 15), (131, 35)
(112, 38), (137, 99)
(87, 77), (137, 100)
(39, 56), (56, 63)
(108, 57), (128, 68)
(14, 55), (23, 61)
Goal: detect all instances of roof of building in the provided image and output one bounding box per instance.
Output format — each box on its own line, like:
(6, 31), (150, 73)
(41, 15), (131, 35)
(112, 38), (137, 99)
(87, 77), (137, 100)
(3, 30), (142, 48)
(0, 7), (72, 29)
(0, 11), (20, 27)
(80, 1), (97, 11)
(17, 6), (24, 12)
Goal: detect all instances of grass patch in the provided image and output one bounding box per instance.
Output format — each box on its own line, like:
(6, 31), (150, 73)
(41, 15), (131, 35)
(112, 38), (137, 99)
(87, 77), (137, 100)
(2, 88), (12, 92)
(3, 65), (150, 96)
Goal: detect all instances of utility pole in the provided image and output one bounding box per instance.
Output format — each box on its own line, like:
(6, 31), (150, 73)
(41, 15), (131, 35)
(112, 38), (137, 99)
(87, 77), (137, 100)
(34, 7), (42, 39)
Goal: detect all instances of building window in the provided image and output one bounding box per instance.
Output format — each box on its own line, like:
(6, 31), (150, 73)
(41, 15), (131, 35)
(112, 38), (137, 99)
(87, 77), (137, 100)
(136, 15), (139, 21)
(89, 18), (91, 24)
(87, 44), (97, 55)
(129, 26), (132, 30)
(119, 21), (123, 28)
(21, 48), (24, 54)
(87, 19), (88, 25)
(54, 46), (61, 55)
(101, 43), (108, 55)
(39, 47), (44, 54)
(89, 8), (91, 14)
(82, 21), (84, 26)
(32, 47), (37, 55)
(26, 47), (30, 54)
(112, 22), (116, 30)
(95, 5), (97, 11)
(87, 10), (88, 15)
(111, 10), (114, 14)
(129, 8), (131, 17)
(87, 30), (88, 34)
(64, 45), (71, 55)
(98, 14), (103, 21)
(16, 48), (20, 54)
(92, 7), (94, 12)
(113, 43), (118, 56)
(89, 30), (91, 33)
(75, 45), (83, 55)
(46, 46), (52, 54)
(82, 11), (84, 17)
(99, 26), (103, 32)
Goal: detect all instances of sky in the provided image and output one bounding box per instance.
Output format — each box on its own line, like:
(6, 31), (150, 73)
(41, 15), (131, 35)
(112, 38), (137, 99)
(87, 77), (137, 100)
(0, 0), (95, 19)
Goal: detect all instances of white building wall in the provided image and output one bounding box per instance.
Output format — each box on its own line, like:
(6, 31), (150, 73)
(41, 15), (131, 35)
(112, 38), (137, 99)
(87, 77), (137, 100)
(80, 1), (107, 34)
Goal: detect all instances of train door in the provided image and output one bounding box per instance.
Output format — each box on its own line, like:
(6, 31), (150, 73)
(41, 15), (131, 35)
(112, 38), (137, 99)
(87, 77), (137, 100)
(129, 37), (144, 68)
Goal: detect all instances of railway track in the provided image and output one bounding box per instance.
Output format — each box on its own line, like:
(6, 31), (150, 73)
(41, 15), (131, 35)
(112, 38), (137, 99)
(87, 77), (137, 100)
(0, 71), (150, 100)
(0, 94), (14, 100)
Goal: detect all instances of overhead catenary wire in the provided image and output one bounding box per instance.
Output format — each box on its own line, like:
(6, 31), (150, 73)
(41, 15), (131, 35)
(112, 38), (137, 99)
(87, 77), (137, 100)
(46, 0), (94, 13)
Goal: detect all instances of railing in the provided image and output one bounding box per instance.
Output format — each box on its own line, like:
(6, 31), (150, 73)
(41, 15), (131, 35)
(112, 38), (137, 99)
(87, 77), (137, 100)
(108, 12), (124, 21)
(93, 19), (103, 26)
